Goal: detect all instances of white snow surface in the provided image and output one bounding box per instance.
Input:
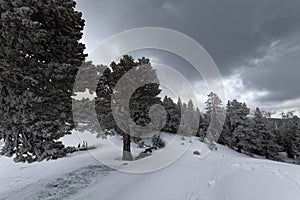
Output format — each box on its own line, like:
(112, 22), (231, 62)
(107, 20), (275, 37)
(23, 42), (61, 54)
(0, 132), (300, 200)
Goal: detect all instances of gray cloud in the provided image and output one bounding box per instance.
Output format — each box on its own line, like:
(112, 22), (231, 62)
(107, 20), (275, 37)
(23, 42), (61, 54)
(75, 0), (300, 111)
(240, 34), (300, 103)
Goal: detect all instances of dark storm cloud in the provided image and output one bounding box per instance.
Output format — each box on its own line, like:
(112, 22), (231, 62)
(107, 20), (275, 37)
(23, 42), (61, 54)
(75, 0), (300, 109)
(76, 0), (265, 74)
(240, 34), (300, 103)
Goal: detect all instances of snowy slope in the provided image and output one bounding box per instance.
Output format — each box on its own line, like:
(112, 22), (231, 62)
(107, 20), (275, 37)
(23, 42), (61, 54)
(72, 139), (300, 200)
(1, 132), (300, 200)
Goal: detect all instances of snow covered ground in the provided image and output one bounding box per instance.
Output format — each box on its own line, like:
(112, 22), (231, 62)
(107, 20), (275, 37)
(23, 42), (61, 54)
(1, 132), (300, 200)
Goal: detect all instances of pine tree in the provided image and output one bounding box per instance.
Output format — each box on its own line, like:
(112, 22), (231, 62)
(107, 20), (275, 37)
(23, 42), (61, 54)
(95, 55), (161, 161)
(177, 99), (199, 137)
(204, 92), (225, 149)
(187, 100), (197, 134)
(252, 108), (278, 159)
(280, 112), (300, 159)
(203, 92), (224, 131)
(195, 107), (204, 138)
(72, 62), (104, 135)
(72, 98), (101, 134)
(0, 0), (86, 162)
(73, 61), (104, 94)
(205, 92), (223, 115)
(223, 99), (250, 153)
(177, 97), (182, 110)
(179, 102), (188, 137)
(162, 96), (181, 134)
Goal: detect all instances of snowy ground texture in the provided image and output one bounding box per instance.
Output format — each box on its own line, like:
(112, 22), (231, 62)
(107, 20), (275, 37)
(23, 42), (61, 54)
(1, 132), (300, 200)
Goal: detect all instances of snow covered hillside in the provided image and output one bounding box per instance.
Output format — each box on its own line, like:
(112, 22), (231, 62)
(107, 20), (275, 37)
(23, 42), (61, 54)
(1, 132), (300, 200)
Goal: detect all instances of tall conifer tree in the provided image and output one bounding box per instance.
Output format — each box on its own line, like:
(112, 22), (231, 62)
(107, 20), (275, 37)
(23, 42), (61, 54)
(0, 0), (86, 162)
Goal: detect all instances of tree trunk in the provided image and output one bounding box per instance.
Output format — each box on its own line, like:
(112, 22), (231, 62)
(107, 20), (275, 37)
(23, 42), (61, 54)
(122, 134), (133, 161)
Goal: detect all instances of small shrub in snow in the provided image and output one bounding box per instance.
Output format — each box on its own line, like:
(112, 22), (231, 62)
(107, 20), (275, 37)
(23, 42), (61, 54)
(152, 135), (165, 148)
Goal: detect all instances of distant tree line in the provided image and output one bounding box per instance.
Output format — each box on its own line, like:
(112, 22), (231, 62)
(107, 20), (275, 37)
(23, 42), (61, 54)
(158, 92), (300, 163)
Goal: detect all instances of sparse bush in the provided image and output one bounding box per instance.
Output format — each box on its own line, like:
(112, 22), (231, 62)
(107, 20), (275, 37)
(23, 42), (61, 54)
(152, 135), (165, 148)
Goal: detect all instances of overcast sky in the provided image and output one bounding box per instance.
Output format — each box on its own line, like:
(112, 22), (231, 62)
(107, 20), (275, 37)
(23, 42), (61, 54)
(75, 0), (300, 116)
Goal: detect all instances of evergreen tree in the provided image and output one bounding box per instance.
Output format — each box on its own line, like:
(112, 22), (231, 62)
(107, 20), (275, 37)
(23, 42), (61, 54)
(72, 62), (105, 136)
(177, 97), (182, 111)
(162, 96), (181, 134)
(203, 92), (223, 131)
(95, 55), (161, 161)
(280, 112), (300, 159)
(178, 99), (198, 136)
(187, 99), (199, 136)
(223, 99), (250, 153)
(73, 61), (104, 94)
(195, 107), (204, 138)
(72, 98), (101, 134)
(205, 92), (223, 115)
(204, 92), (225, 149)
(179, 102), (188, 137)
(0, 0), (86, 162)
(252, 108), (278, 159)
